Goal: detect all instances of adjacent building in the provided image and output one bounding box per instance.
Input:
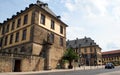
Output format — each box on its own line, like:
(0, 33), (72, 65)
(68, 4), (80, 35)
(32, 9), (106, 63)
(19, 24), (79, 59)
(102, 50), (120, 66)
(0, 0), (67, 72)
(66, 37), (102, 66)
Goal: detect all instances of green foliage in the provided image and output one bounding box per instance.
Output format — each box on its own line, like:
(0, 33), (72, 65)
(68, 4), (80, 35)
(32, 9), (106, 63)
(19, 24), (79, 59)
(63, 48), (79, 62)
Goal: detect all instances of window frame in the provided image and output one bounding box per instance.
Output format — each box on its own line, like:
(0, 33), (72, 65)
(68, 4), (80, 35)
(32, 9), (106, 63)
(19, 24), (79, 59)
(2, 26), (5, 34)
(23, 14), (28, 25)
(6, 24), (10, 33)
(4, 36), (8, 46)
(60, 37), (63, 46)
(51, 20), (55, 30)
(15, 32), (19, 42)
(22, 29), (27, 40)
(40, 14), (45, 25)
(9, 33), (13, 44)
(17, 18), (21, 28)
(60, 25), (63, 34)
(11, 21), (15, 30)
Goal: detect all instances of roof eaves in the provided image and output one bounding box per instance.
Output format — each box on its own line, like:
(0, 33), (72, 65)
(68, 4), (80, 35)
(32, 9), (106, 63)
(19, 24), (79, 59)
(35, 4), (68, 27)
(2, 3), (35, 24)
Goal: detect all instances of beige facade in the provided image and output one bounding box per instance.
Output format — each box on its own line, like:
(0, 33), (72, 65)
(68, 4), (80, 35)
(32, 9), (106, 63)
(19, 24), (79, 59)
(79, 46), (102, 66)
(102, 50), (120, 66)
(67, 37), (102, 66)
(0, 1), (67, 72)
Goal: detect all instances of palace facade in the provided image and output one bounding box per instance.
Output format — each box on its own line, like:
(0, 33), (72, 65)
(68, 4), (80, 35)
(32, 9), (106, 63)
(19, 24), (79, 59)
(0, 0), (67, 72)
(102, 50), (120, 66)
(66, 37), (102, 66)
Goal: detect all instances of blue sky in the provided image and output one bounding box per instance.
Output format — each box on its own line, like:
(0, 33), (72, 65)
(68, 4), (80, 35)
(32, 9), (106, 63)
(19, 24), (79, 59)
(0, 0), (120, 52)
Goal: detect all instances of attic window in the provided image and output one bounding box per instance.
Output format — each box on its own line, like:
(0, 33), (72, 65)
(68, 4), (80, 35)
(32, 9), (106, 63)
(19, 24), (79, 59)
(90, 43), (92, 45)
(85, 39), (88, 43)
(75, 40), (77, 44)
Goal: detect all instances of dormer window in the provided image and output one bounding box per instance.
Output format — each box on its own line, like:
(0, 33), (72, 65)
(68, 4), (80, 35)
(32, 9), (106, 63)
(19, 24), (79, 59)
(90, 43), (92, 45)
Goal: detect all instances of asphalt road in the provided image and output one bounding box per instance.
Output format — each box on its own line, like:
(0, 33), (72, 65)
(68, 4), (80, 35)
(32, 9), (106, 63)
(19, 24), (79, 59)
(24, 66), (120, 75)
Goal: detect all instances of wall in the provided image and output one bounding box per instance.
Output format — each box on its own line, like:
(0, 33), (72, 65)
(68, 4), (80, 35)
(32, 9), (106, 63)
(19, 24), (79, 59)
(0, 56), (13, 72)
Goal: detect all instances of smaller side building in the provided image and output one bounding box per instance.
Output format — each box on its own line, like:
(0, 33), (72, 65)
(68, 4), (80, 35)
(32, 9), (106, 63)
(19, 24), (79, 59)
(102, 50), (120, 66)
(67, 37), (102, 66)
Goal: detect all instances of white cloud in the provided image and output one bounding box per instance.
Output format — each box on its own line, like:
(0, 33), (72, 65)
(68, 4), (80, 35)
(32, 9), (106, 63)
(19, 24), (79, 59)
(89, 0), (109, 16)
(60, 0), (120, 51)
(67, 26), (86, 40)
(65, 2), (75, 12)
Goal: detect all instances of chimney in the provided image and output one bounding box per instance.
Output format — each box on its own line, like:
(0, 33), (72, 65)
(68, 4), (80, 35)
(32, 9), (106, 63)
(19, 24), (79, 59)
(37, 0), (40, 4)
(57, 16), (61, 19)
(43, 3), (48, 7)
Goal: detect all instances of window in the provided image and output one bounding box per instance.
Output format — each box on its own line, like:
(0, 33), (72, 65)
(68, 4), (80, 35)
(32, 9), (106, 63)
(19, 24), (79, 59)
(15, 32), (19, 42)
(60, 37), (63, 46)
(6, 24), (10, 33)
(49, 33), (54, 43)
(22, 29), (27, 40)
(0, 38), (3, 47)
(9, 34), (13, 44)
(0, 26), (1, 33)
(4, 36), (8, 46)
(60, 25), (63, 34)
(2, 26), (5, 34)
(11, 21), (15, 30)
(14, 48), (18, 53)
(51, 33), (54, 43)
(40, 14), (45, 25)
(84, 48), (87, 53)
(17, 18), (21, 27)
(94, 48), (96, 53)
(51, 20), (55, 29)
(90, 47), (92, 52)
(23, 14), (28, 25)
(20, 46), (25, 52)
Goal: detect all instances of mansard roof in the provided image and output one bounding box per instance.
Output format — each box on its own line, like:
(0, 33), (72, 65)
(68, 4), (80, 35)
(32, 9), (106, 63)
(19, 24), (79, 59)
(67, 37), (101, 49)
(36, 0), (57, 18)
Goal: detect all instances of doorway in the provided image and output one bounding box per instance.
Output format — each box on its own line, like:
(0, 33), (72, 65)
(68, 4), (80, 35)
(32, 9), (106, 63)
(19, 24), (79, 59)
(14, 60), (21, 72)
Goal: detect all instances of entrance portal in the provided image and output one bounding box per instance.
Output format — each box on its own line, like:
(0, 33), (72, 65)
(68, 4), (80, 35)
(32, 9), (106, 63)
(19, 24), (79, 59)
(14, 60), (21, 72)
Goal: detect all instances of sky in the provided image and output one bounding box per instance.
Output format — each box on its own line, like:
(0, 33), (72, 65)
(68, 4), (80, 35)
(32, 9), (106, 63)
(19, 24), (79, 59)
(0, 0), (120, 52)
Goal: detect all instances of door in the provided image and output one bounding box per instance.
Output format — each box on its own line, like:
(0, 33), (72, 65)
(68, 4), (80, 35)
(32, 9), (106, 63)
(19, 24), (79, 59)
(14, 60), (21, 72)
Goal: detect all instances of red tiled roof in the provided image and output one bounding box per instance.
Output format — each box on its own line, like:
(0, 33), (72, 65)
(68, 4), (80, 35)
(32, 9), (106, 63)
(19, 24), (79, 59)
(102, 50), (120, 55)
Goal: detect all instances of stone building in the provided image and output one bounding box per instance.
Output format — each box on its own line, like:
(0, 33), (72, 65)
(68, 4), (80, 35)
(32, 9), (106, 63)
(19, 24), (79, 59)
(66, 37), (102, 66)
(102, 50), (120, 66)
(0, 0), (67, 72)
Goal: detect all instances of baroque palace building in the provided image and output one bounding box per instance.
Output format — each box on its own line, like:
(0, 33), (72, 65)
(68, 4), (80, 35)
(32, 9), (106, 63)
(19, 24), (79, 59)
(66, 37), (102, 66)
(102, 50), (120, 66)
(0, 0), (67, 72)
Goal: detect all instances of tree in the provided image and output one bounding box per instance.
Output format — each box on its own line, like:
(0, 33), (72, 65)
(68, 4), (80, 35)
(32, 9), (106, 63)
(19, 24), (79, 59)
(62, 48), (78, 69)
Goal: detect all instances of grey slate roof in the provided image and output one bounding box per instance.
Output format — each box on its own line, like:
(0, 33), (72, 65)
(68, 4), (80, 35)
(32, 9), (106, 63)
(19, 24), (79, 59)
(35, 1), (68, 26)
(36, 0), (57, 17)
(66, 37), (100, 49)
